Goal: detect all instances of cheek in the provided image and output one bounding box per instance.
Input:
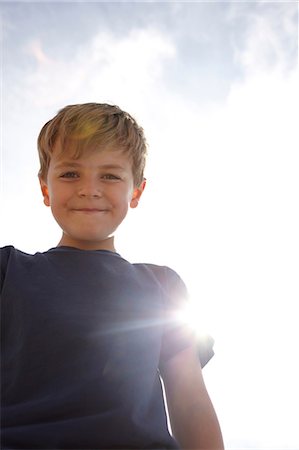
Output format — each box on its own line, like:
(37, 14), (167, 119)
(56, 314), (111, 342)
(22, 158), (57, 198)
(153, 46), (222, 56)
(113, 194), (131, 218)
(48, 185), (71, 205)
(111, 186), (133, 204)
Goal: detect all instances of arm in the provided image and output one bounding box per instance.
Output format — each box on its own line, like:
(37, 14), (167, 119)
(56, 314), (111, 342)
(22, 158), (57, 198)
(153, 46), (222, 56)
(160, 339), (224, 450)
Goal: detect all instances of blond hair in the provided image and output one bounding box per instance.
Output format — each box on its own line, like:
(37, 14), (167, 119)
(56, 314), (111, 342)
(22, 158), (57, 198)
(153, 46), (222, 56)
(37, 103), (147, 186)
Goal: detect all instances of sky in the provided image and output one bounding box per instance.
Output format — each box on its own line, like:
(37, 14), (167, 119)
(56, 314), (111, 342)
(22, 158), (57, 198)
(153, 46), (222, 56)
(0, 1), (298, 449)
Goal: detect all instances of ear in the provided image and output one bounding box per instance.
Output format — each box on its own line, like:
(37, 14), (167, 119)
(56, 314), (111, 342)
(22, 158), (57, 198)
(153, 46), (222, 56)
(39, 177), (50, 207)
(130, 179), (146, 209)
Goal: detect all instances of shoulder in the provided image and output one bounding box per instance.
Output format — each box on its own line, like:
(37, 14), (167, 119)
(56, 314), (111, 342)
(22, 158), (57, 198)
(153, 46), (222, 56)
(0, 246), (42, 288)
(0, 245), (15, 255)
(133, 263), (186, 289)
(0, 245), (38, 266)
(0, 245), (16, 288)
(133, 263), (188, 303)
(0, 245), (16, 268)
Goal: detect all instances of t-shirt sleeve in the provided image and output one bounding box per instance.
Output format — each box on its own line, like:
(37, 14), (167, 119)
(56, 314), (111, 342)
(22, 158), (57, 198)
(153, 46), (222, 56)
(154, 266), (214, 369)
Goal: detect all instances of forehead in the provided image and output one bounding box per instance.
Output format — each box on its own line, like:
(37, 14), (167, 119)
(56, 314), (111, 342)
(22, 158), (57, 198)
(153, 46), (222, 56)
(50, 141), (133, 169)
(53, 137), (129, 159)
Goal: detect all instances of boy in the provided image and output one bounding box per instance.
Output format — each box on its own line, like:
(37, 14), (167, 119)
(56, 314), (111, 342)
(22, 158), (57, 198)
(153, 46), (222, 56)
(1, 103), (224, 449)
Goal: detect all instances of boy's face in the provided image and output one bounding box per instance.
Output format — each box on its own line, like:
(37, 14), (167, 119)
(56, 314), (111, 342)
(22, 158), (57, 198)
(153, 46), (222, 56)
(39, 143), (145, 251)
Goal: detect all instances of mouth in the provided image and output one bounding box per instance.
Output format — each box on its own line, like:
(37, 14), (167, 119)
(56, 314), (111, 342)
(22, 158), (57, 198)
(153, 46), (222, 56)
(72, 208), (109, 214)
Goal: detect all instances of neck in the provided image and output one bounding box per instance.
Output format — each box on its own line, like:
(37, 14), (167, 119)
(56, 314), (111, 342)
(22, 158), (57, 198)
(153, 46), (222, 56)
(57, 235), (116, 252)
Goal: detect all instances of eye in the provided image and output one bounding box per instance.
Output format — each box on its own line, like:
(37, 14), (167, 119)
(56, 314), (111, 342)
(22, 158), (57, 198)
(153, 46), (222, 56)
(101, 174), (121, 181)
(60, 171), (79, 179)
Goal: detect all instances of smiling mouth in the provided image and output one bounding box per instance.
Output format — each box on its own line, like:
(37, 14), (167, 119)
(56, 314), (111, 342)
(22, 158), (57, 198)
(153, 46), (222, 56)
(73, 209), (109, 213)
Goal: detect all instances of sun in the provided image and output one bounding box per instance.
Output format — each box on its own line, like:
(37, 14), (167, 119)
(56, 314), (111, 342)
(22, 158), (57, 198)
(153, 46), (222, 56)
(176, 299), (211, 336)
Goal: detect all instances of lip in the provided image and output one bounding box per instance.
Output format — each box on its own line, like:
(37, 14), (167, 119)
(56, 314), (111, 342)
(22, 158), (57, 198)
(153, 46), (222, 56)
(72, 208), (109, 213)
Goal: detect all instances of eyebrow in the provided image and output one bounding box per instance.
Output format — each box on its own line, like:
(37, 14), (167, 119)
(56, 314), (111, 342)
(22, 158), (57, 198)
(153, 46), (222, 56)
(53, 161), (126, 171)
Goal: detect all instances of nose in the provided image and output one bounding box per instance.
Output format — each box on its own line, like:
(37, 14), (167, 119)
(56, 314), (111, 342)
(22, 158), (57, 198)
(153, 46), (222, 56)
(77, 177), (103, 198)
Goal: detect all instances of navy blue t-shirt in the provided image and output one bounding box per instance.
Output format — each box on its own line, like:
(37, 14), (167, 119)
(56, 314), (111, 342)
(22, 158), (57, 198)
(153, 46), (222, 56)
(1, 246), (213, 449)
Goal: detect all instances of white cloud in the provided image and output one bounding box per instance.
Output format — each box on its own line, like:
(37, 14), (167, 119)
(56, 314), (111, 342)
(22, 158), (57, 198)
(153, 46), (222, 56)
(23, 27), (176, 108)
(228, 2), (297, 75)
